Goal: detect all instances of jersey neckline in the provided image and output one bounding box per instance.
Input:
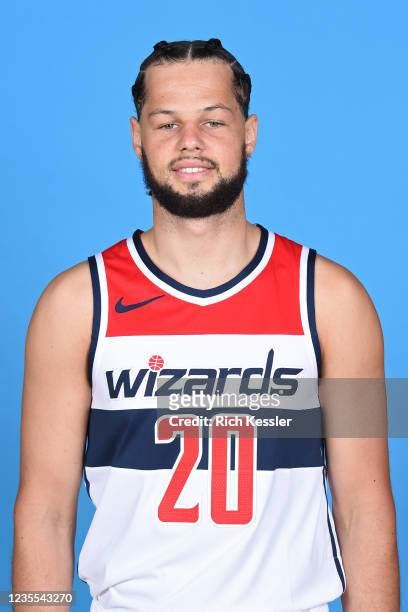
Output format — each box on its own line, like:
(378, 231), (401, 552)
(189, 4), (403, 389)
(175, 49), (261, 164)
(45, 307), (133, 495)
(130, 223), (269, 300)
(127, 223), (275, 306)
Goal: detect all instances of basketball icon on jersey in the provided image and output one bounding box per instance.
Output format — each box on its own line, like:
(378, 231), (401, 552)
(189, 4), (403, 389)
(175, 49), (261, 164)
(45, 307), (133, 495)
(148, 354), (165, 371)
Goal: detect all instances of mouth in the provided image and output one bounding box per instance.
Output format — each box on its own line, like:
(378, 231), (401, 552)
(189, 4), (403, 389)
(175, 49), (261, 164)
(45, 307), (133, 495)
(171, 159), (216, 183)
(173, 166), (214, 182)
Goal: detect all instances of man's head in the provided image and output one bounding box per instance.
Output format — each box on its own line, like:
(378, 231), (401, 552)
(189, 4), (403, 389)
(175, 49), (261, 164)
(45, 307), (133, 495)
(130, 38), (258, 219)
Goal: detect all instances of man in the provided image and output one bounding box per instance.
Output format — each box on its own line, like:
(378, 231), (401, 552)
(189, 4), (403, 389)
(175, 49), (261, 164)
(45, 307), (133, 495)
(13, 38), (399, 611)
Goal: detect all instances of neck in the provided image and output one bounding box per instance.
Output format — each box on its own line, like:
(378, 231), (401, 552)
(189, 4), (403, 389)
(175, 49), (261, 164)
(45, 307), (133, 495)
(139, 196), (261, 290)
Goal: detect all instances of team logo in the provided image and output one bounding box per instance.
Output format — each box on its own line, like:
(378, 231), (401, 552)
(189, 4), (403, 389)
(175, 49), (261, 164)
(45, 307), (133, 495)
(148, 354), (165, 371)
(105, 349), (303, 399)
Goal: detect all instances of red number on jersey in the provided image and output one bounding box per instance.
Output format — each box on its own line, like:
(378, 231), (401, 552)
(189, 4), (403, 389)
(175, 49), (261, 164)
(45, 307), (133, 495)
(155, 414), (256, 524)
(210, 418), (255, 524)
(155, 415), (200, 522)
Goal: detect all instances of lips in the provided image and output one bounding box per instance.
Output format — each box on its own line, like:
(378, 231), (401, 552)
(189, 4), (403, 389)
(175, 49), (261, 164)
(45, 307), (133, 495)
(170, 158), (216, 182)
(172, 159), (214, 171)
(175, 168), (213, 177)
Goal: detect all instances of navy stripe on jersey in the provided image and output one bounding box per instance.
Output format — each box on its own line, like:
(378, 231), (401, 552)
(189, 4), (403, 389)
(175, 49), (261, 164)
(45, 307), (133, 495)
(307, 248), (322, 377)
(87, 255), (101, 385)
(132, 223), (269, 298)
(82, 439), (91, 499)
(84, 407), (325, 471)
(322, 466), (347, 592)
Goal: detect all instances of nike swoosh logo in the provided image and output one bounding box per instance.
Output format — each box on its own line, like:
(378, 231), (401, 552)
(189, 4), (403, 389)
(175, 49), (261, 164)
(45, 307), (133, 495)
(115, 294), (165, 313)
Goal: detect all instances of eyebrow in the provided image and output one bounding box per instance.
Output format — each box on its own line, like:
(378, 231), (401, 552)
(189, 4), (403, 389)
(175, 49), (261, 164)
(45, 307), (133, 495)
(148, 103), (234, 118)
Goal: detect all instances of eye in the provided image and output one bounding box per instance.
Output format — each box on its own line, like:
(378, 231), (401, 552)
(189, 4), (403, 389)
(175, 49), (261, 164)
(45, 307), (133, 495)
(205, 121), (224, 128)
(158, 123), (177, 130)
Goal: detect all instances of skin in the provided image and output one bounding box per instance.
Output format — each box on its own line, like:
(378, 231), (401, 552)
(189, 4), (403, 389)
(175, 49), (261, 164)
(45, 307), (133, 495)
(13, 59), (399, 610)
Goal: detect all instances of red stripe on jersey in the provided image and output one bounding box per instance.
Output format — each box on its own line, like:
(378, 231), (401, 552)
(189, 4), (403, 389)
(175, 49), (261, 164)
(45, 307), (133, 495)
(102, 233), (304, 336)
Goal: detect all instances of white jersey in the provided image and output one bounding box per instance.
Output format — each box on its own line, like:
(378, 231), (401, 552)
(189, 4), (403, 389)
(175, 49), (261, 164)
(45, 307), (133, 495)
(77, 224), (346, 611)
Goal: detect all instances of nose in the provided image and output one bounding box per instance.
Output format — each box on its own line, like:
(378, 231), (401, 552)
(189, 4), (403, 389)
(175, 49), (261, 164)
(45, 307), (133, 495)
(177, 122), (205, 153)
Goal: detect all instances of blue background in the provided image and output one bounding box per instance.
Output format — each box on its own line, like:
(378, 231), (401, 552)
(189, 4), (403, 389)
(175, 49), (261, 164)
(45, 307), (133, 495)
(1, 1), (407, 610)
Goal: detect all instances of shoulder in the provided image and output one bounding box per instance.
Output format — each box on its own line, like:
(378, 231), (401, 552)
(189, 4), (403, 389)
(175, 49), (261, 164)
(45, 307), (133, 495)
(315, 252), (370, 302)
(27, 260), (93, 355)
(314, 252), (378, 320)
(33, 259), (92, 318)
(313, 253), (384, 377)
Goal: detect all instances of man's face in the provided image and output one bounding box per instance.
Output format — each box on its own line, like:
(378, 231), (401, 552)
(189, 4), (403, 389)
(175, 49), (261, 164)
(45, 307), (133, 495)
(130, 60), (258, 219)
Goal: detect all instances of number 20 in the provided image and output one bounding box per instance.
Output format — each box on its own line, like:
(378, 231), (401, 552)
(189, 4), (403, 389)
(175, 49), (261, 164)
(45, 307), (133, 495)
(155, 414), (256, 525)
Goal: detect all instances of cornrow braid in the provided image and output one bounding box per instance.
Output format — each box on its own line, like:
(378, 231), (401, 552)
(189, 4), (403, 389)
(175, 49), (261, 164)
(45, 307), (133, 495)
(131, 38), (252, 120)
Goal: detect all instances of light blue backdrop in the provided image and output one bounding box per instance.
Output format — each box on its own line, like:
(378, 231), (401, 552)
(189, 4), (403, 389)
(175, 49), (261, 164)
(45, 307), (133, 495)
(1, 1), (407, 610)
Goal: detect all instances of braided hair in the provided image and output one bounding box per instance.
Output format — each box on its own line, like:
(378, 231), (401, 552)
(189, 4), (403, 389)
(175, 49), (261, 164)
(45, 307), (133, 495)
(131, 38), (252, 120)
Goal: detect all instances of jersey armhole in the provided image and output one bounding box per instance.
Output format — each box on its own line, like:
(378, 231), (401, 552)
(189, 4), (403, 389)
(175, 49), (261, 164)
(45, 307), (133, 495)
(306, 248), (322, 378)
(87, 255), (101, 386)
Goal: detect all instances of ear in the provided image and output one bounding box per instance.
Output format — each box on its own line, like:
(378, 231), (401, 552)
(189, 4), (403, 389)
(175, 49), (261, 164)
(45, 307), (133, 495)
(130, 116), (142, 159)
(244, 114), (258, 158)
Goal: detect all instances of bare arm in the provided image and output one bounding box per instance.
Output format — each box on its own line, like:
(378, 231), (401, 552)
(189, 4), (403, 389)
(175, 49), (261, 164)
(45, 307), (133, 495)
(12, 262), (92, 611)
(316, 255), (399, 611)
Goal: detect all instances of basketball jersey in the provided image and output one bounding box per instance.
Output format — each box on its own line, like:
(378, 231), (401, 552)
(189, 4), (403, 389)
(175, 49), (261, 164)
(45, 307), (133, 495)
(77, 223), (346, 612)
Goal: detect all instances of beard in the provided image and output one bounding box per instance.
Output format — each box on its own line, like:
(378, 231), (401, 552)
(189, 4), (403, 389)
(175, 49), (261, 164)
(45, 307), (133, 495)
(139, 144), (248, 219)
